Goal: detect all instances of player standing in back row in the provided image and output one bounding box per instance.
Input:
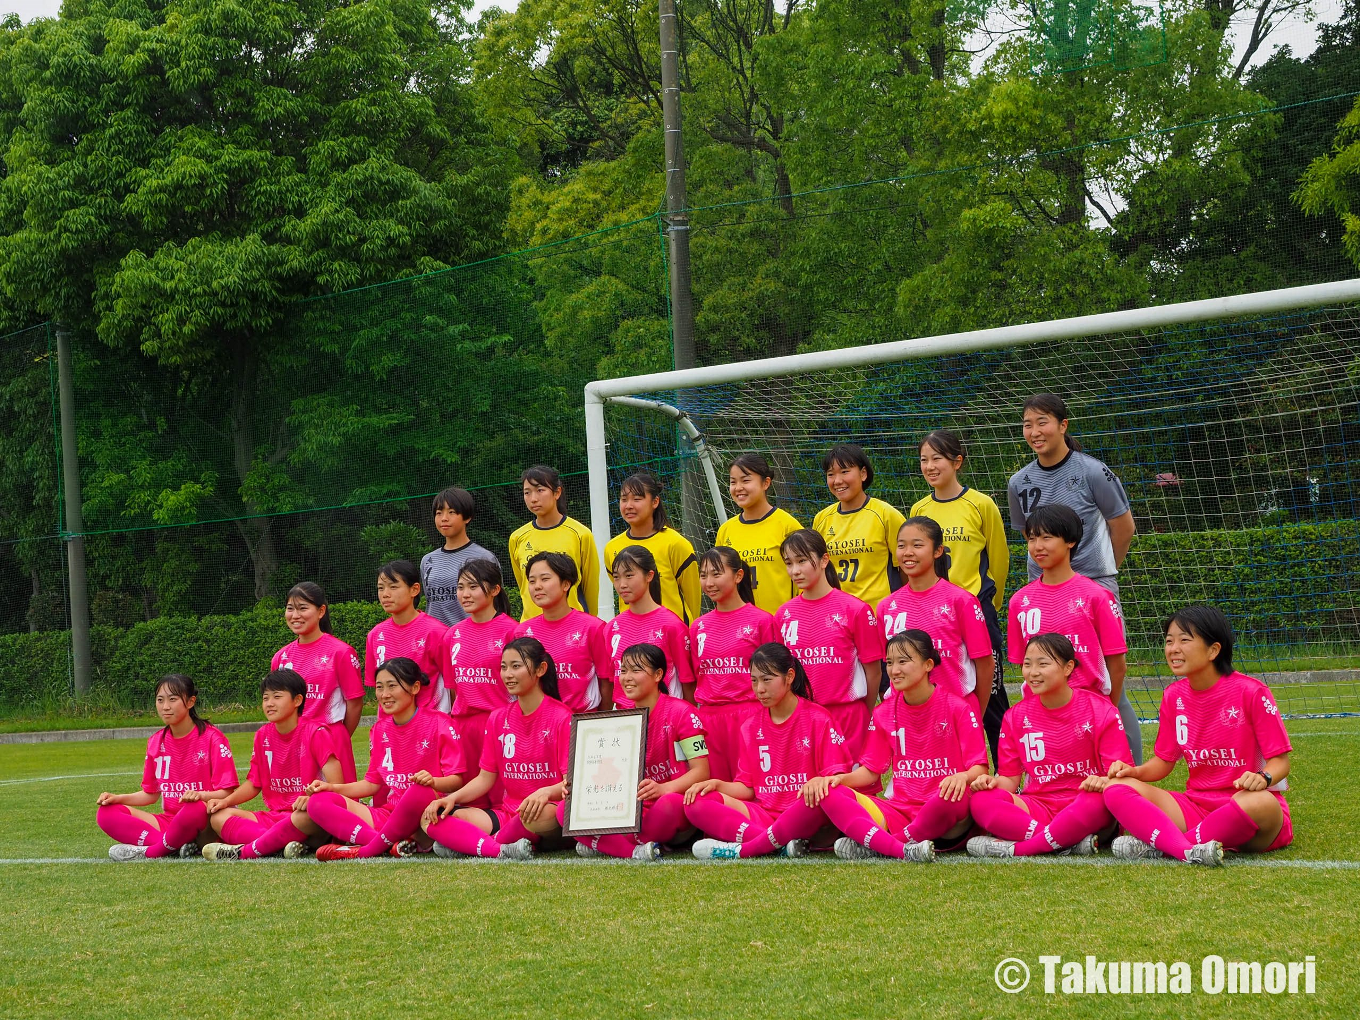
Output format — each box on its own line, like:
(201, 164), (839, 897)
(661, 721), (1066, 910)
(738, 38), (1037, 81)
(421, 487), (498, 627)
(1007, 394), (1141, 762)
(813, 444), (906, 607)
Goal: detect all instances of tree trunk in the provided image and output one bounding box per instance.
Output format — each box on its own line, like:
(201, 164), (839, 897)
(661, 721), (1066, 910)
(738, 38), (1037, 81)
(229, 337), (278, 600)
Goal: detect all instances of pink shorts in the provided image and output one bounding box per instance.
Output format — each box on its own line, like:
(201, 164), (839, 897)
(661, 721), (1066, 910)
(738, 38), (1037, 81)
(739, 802), (778, 833)
(323, 722), (359, 784)
(1015, 792), (1063, 827)
(823, 701), (871, 763)
(698, 701), (760, 782)
(1169, 789), (1293, 852)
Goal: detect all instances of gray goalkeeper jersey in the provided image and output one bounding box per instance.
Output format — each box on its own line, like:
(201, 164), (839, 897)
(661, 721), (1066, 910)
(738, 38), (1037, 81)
(1007, 449), (1131, 588)
(420, 541), (499, 626)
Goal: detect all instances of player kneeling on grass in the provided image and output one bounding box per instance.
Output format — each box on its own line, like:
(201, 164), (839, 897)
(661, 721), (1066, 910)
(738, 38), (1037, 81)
(200, 670), (343, 861)
(420, 638), (573, 861)
(684, 642), (853, 859)
(566, 643), (709, 861)
(305, 657), (466, 861)
(1099, 604), (1292, 865)
(820, 630), (989, 863)
(97, 674), (239, 861)
(966, 634), (1130, 859)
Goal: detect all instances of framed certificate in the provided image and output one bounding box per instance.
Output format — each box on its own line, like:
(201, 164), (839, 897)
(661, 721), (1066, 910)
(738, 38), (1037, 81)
(562, 708), (649, 837)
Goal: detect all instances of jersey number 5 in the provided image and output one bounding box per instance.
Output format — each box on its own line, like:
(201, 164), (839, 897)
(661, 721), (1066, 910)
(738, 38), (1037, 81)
(758, 745), (771, 771)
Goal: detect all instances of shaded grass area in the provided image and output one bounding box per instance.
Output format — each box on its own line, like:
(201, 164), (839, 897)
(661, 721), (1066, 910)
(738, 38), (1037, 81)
(0, 721), (1355, 1019)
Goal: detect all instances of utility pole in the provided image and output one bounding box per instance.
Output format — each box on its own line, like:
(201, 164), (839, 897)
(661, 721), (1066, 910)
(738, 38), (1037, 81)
(659, 0), (707, 535)
(55, 325), (92, 698)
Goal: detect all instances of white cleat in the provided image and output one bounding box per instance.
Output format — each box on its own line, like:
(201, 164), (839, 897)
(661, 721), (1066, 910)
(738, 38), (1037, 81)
(833, 836), (876, 861)
(282, 841), (312, 859)
(1111, 835), (1166, 861)
(431, 842), (467, 860)
(631, 842), (662, 862)
(692, 838), (741, 860)
(497, 838), (536, 861)
(1057, 834), (1098, 857)
(1185, 841), (1224, 867)
(903, 839), (936, 863)
(775, 839), (808, 859)
(201, 843), (243, 861)
(108, 844), (148, 862)
(575, 842), (604, 859)
(966, 835), (1015, 859)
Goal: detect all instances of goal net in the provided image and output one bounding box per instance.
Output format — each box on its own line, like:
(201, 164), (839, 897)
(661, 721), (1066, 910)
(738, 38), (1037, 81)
(585, 282), (1360, 719)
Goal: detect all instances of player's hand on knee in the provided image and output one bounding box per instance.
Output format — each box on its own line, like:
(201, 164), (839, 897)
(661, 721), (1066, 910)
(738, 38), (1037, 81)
(685, 779), (720, 805)
(1080, 775), (1109, 793)
(1107, 760), (1134, 779)
(970, 774), (998, 792)
(938, 773), (969, 801)
(1233, 769), (1268, 792)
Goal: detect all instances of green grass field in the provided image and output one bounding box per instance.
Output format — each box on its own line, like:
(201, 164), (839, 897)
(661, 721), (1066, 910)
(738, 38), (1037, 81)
(1, 720), (1356, 1019)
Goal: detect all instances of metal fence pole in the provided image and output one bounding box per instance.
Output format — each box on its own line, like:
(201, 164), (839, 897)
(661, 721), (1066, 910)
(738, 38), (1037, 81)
(55, 324), (92, 698)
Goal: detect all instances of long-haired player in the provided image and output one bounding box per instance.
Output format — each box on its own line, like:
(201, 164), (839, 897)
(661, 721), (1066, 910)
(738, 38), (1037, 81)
(364, 559), (449, 712)
(508, 464), (599, 619)
(515, 551), (612, 712)
(606, 545), (696, 707)
(603, 471), (701, 623)
(811, 443), (906, 606)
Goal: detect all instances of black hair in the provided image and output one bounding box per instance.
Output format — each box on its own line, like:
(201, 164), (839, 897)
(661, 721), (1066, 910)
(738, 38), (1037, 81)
(284, 581), (333, 634)
(1164, 604), (1234, 675)
(504, 636), (561, 700)
(377, 560), (422, 607)
(1025, 632), (1078, 665)
(261, 668), (307, 713)
(373, 656), (427, 695)
(1022, 505), (1083, 555)
(155, 674), (209, 736)
(619, 471), (670, 531)
(1022, 393), (1082, 452)
(458, 557), (513, 617)
(730, 452), (774, 480)
(750, 642), (813, 700)
(780, 529), (841, 589)
(522, 464), (568, 516)
(898, 516), (951, 580)
(886, 628), (942, 667)
(611, 545), (664, 606)
(920, 429), (966, 466)
(619, 641), (668, 678)
(697, 546), (756, 604)
(525, 551), (579, 601)
(821, 443), (874, 488)
(432, 486), (476, 521)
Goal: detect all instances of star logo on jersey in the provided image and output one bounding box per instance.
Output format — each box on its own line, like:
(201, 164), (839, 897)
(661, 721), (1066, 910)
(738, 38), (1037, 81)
(1081, 721), (1093, 734)
(740, 625), (755, 638)
(1226, 706), (1240, 721)
(416, 638), (427, 651)
(318, 654), (331, 666)
(1071, 597), (1086, 612)
(651, 629), (666, 642)
(828, 612), (846, 628)
(801, 736), (811, 749)
(492, 639), (505, 650)
(196, 750), (208, 762)
(937, 603), (955, 621)
(937, 719), (950, 735)
(541, 729), (552, 740)
(569, 631), (584, 645)
(420, 739), (431, 751)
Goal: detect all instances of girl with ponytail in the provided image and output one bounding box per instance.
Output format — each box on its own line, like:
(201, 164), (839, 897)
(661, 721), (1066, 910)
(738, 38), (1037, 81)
(606, 545), (696, 708)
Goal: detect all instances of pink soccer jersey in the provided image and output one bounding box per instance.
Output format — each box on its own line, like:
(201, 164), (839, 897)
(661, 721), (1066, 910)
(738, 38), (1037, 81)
(735, 699), (854, 814)
(272, 633), (365, 725)
(1153, 672), (1292, 797)
(859, 687), (988, 809)
(775, 588), (885, 707)
(480, 696), (574, 813)
(140, 724), (239, 813)
(444, 613), (519, 716)
(691, 603), (775, 706)
(608, 605), (696, 708)
(246, 720), (337, 812)
(365, 612), (450, 710)
(515, 610), (612, 712)
(877, 579), (993, 700)
(642, 693), (708, 784)
(997, 689), (1132, 802)
(1007, 574), (1127, 695)
(364, 707), (466, 808)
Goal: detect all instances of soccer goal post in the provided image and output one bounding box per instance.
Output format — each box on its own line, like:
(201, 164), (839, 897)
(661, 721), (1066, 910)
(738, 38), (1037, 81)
(585, 279), (1360, 716)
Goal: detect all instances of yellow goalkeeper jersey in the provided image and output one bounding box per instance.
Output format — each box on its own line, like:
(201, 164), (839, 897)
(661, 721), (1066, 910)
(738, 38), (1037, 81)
(811, 496), (906, 606)
(508, 516), (599, 621)
(909, 487), (1009, 613)
(714, 506), (803, 615)
(604, 527), (701, 624)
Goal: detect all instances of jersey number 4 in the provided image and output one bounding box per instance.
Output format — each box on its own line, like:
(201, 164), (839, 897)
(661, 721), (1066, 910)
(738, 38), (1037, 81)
(780, 621), (799, 645)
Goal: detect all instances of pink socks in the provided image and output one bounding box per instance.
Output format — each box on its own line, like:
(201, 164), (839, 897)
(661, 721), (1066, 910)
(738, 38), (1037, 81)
(969, 788), (1039, 842)
(1012, 791), (1111, 856)
(1103, 783), (1193, 859)
(306, 792), (380, 846)
(820, 787), (909, 858)
(739, 799), (827, 858)
(97, 804), (156, 847)
(1192, 798), (1259, 849)
(903, 791), (970, 843)
(684, 791), (757, 844)
(143, 801), (207, 858)
(355, 786), (440, 858)
(426, 814), (505, 857)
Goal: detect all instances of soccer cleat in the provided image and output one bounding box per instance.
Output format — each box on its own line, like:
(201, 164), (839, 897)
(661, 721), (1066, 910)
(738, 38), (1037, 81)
(966, 835), (1015, 859)
(1111, 835), (1166, 861)
(201, 843), (242, 862)
(903, 839), (936, 863)
(282, 841), (311, 859)
(389, 840), (423, 858)
(775, 839), (808, 859)
(1056, 834), (1098, 857)
(833, 836), (876, 861)
(575, 842), (604, 859)
(497, 838), (536, 861)
(431, 842), (467, 860)
(631, 842), (662, 862)
(1184, 841), (1225, 867)
(692, 838), (741, 860)
(178, 842), (200, 859)
(108, 843), (148, 862)
(315, 843), (363, 862)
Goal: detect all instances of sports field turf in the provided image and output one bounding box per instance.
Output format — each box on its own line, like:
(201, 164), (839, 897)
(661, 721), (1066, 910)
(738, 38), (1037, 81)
(1, 720), (1355, 1019)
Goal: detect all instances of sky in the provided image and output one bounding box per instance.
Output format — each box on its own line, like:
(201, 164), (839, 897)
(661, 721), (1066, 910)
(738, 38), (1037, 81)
(0, 0), (1344, 70)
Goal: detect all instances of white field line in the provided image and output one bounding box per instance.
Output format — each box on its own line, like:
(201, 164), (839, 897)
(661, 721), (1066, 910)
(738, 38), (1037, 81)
(0, 766), (253, 788)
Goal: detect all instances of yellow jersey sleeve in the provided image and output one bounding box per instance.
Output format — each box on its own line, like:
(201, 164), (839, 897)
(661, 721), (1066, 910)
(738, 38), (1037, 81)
(570, 517), (599, 617)
(813, 497), (904, 606)
(605, 528), (698, 623)
(507, 524), (535, 621)
(979, 493), (1009, 612)
(508, 518), (593, 620)
(719, 507), (802, 615)
(909, 488), (1009, 613)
